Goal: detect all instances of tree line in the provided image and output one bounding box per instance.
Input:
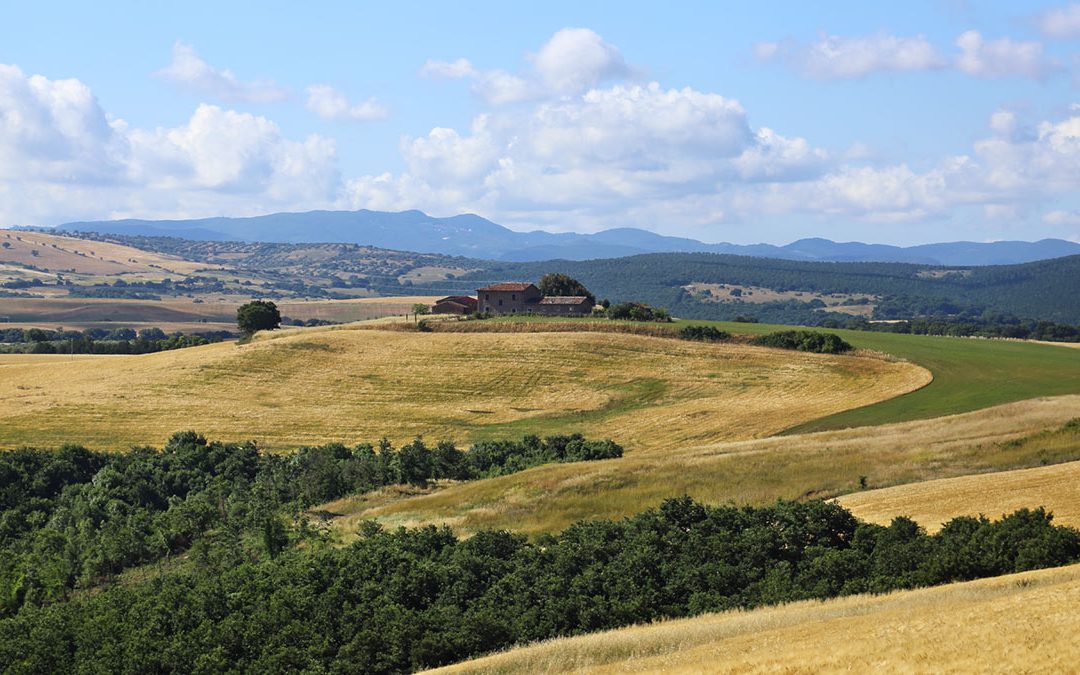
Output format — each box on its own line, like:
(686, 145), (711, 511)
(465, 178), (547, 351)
(0, 432), (621, 617)
(1, 495), (1075, 673)
(0, 327), (234, 354)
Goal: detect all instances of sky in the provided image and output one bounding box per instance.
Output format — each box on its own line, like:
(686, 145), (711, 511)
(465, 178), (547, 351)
(2, 1), (1080, 245)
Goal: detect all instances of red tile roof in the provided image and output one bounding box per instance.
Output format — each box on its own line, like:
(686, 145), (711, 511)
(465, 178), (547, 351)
(476, 282), (536, 292)
(435, 296), (477, 306)
(538, 296), (592, 305)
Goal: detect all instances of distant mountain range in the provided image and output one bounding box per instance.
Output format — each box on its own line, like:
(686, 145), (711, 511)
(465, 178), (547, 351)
(58, 209), (1080, 266)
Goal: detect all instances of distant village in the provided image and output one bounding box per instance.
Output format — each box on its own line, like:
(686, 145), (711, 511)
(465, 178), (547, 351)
(431, 282), (595, 316)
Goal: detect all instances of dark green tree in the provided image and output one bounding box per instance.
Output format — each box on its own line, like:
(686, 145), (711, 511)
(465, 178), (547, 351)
(538, 273), (595, 302)
(237, 300), (282, 336)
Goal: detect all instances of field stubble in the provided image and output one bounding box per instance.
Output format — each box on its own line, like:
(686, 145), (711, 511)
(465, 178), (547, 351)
(0, 324), (923, 452)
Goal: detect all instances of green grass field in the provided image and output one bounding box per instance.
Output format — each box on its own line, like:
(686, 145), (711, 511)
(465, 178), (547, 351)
(669, 319), (1080, 432)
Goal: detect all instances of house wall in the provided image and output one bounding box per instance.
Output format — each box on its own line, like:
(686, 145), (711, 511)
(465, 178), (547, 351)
(535, 301), (595, 316)
(478, 287), (541, 314)
(431, 301), (471, 315)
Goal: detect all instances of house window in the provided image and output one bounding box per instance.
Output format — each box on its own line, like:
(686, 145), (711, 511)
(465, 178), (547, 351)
(512, 294), (516, 300)
(485, 293), (489, 300)
(498, 299), (503, 306)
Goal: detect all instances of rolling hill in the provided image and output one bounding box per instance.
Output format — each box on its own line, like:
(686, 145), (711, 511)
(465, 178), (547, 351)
(0, 323), (924, 451)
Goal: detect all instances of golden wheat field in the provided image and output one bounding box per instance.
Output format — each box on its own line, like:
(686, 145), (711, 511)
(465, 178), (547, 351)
(837, 458), (1080, 531)
(429, 562), (1080, 674)
(326, 395), (1080, 537)
(0, 323), (925, 451)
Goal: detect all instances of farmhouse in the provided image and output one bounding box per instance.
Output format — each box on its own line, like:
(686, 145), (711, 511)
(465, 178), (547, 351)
(476, 282), (596, 316)
(431, 296), (478, 315)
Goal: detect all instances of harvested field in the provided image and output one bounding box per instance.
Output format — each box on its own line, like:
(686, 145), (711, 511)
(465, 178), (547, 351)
(0, 324), (924, 452)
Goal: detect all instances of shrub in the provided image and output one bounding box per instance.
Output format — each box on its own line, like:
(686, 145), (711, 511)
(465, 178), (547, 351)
(679, 325), (731, 342)
(751, 330), (853, 354)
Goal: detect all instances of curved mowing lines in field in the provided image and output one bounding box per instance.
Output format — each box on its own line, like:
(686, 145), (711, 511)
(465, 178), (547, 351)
(0, 327), (925, 451)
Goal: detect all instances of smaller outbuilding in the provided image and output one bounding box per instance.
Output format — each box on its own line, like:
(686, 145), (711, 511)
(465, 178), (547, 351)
(537, 296), (595, 316)
(431, 295), (478, 315)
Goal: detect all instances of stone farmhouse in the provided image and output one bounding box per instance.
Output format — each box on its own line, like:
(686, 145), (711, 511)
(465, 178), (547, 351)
(473, 282), (595, 316)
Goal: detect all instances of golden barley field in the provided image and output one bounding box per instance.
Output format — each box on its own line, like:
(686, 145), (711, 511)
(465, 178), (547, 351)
(327, 395), (1080, 537)
(429, 562), (1080, 674)
(838, 456), (1080, 531)
(0, 323), (925, 451)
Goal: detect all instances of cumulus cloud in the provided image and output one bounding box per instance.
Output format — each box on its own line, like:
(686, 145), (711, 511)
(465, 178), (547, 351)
(342, 82), (829, 229)
(1035, 3), (1080, 39)
(305, 84), (388, 121)
(531, 28), (630, 94)
(0, 63), (127, 183)
(755, 33), (946, 79)
(955, 30), (1059, 79)
(420, 28), (632, 104)
(154, 41), (289, 103)
(0, 65), (338, 225)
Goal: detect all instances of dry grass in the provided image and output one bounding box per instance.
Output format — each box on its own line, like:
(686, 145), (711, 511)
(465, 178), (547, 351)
(0, 324), (921, 452)
(838, 456), (1080, 531)
(275, 296), (441, 323)
(429, 562), (1080, 674)
(328, 395), (1080, 538)
(0, 231), (206, 275)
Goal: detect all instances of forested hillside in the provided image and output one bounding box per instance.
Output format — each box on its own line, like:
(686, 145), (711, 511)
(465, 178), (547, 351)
(454, 253), (1080, 325)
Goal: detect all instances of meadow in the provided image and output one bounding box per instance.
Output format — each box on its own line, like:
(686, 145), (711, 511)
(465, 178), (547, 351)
(430, 562), (1080, 674)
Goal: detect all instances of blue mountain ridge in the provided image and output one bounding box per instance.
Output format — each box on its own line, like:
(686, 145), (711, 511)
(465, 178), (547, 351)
(58, 209), (1080, 266)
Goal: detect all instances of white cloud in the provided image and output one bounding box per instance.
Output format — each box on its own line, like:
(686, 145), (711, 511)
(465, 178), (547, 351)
(1035, 3), (1080, 39)
(419, 58), (477, 79)
(755, 33), (946, 79)
(421, 28), (633, 104)
(343, 82), (824, 228)
(0, 64), (128, 184)
(305, 84), (387, 121)
(472, 70), (533, 104)
(955, 30), (1059, 79)
(154, 42), (289, 103)
(531, 28), (629, 94)
(0, 65), (338, 225)
(757, 30), (1059, 82)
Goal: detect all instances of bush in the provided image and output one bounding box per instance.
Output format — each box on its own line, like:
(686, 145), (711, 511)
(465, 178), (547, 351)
(679, 325), (731, 342)
(751, 330), (853, 354)
(607, 302), (672, 322)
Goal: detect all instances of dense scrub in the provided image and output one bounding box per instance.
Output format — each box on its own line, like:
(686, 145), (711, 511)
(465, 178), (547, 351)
(1, 496), (1076, 673)
(0, 433), (620, 616)
(751, 330), (853, 354)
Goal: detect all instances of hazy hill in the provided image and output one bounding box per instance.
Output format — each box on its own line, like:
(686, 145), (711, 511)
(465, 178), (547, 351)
(57, 209), (1080, 265)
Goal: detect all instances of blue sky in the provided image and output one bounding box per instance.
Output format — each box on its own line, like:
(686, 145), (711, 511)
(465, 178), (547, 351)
(2, 1), (1079, 244)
